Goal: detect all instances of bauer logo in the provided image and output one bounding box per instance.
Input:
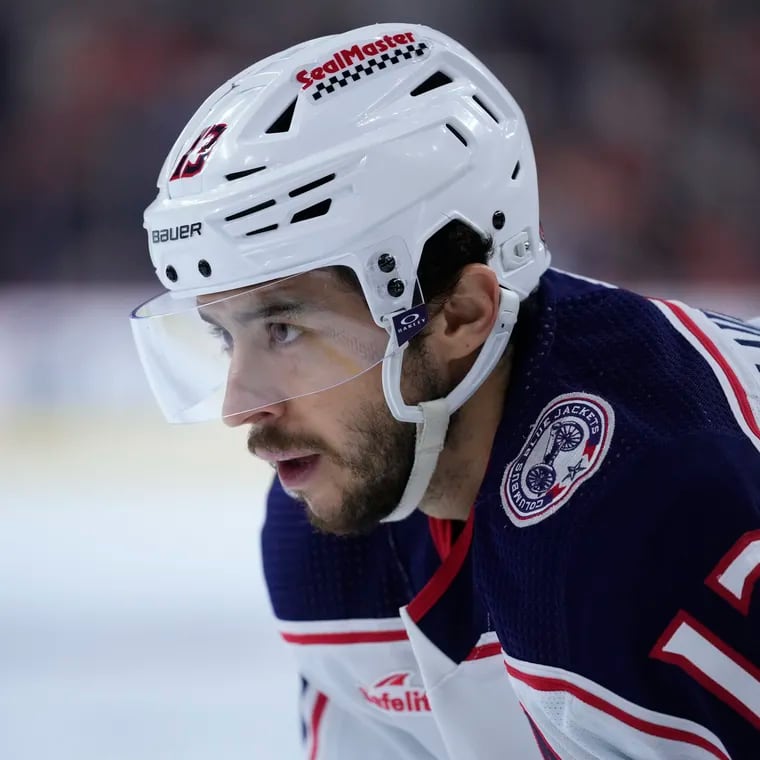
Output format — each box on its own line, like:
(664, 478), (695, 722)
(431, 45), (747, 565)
(295, 33), (430, 102)
(360, 672), (431, 715)
(150, 222), (202, 244)
(501, 393), (615, 527)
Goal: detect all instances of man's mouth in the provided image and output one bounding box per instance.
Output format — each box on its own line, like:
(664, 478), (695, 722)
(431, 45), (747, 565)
(253, 449), (321, 490)
(275, 455), (320, 490)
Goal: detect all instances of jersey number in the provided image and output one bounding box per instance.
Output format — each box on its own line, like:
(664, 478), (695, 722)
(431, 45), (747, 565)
(651, 530), (760, 728)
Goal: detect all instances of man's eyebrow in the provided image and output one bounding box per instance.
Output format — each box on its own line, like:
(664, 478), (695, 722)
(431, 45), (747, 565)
(237, 301), (308, 322)
(199, 299), (309, 327)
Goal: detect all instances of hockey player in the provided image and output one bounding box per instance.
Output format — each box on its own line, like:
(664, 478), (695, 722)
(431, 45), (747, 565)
(131, 23), (760, 759)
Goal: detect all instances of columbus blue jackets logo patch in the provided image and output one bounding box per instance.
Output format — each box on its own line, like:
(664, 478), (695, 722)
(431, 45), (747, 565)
(501, 393), (615, 527)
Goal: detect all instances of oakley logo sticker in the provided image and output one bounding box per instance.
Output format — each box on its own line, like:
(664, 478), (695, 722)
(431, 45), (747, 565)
(170, 123), (227, 181)
(392, 305), (428, 346)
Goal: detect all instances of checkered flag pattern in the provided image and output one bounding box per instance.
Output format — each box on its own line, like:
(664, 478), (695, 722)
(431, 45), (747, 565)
(312, 43), (429, 101)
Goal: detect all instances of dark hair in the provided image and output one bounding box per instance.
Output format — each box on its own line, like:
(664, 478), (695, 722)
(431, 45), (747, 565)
(334, 219), (493, 305)
(416, 220), (493, 304)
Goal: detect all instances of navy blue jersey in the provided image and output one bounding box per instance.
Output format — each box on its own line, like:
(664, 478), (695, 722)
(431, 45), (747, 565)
(263, 467), (518, 759)
(472, 270), (760, 758)
(264, 473), (490, 662)
(261, 269), (760, 759)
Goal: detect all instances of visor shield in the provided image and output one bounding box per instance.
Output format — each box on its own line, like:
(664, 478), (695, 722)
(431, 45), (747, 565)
(130, 271), (400, 423)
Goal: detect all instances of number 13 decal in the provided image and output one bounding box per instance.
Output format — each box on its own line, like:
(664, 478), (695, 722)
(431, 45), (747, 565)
(652, 530), (760, 728)
(170, 123), (227, 181)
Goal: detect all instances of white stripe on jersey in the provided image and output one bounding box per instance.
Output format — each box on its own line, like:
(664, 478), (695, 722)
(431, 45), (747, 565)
(650, 299), (760, 452)
(504, 652), (730, 759)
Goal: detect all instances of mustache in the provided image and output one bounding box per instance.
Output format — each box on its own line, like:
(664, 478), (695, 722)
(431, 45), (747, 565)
(247, 425), (329, 458)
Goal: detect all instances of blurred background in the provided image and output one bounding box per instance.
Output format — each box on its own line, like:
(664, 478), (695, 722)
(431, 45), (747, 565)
(1, 1), (758, 758)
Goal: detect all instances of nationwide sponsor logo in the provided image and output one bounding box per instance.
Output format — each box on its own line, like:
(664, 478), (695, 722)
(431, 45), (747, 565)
(295, 33), (430, 102)
(359, 672), (431, 714)
(501, 393), (615, 527)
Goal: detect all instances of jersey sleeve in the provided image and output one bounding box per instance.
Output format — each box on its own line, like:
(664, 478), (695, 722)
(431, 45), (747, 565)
(554, 430), (760, 759)
(261, 479), (445, 759)
(299, 676), (441, 760)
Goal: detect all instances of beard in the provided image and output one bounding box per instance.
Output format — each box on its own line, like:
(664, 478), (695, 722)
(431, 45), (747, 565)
(247, 344), (448, 535)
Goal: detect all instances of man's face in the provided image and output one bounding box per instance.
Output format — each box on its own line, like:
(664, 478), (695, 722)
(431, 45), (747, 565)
(247, 346), (445, 534)
(201, 269), (447, 535)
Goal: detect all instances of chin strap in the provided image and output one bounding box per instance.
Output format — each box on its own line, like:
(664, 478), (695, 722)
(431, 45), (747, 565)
(380, 397), (450, 523)
(379, 287), (520, 524)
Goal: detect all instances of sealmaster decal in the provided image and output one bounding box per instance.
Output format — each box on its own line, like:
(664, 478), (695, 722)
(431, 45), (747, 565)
(295, 33), (430, 102)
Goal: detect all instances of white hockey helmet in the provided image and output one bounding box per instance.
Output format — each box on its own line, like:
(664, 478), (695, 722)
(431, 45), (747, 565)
(131, 23), (548, 517)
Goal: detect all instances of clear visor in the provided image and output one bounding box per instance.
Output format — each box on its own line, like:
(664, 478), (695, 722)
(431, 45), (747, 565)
(130, 269), (400, 423)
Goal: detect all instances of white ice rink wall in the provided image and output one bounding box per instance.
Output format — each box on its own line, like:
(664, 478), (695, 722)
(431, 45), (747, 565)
(1, 284), (757, 760)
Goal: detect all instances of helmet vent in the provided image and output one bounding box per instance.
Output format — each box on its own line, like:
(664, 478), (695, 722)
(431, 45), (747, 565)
(288, 173), (336, 198)
(445, 124), (468, 147)
(410, 71), (453, 96)
(225, 166), (266, 181)
(245, 224), (279, 237)
(472, 94), (500, 123)
(291, 199), (332, 224)
(265, 98), (297, 134)
(511, 161), (521, 180)
(224, 198), (276, 222)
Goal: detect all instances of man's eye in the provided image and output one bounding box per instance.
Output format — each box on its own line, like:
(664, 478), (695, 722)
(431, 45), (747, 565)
(267, 323), (301, 346)
(209, 325), (233, 353)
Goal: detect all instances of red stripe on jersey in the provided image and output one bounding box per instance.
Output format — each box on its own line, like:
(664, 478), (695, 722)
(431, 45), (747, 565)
(281, 629), (408, 645)
(660, 300), (760, 439)
(505, 662), (730, 760)
(522, 705), (563, 759)
(407, 508), (474, 623)
(465, 641), (503, 661)
(309, 691), (328, 760)
(428, 516), (453, 561)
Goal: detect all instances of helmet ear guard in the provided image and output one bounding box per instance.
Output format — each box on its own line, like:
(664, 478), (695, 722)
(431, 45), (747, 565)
(378, 286), (520, 523)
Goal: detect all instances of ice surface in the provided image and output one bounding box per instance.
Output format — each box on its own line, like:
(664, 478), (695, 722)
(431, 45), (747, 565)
(0, 411), (301, 760)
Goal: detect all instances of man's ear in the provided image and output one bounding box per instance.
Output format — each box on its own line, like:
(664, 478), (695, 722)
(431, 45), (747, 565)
(429, 263), (501, 361)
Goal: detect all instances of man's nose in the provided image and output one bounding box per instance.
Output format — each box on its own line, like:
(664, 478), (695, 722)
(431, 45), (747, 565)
(221, 367), (285, 428)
